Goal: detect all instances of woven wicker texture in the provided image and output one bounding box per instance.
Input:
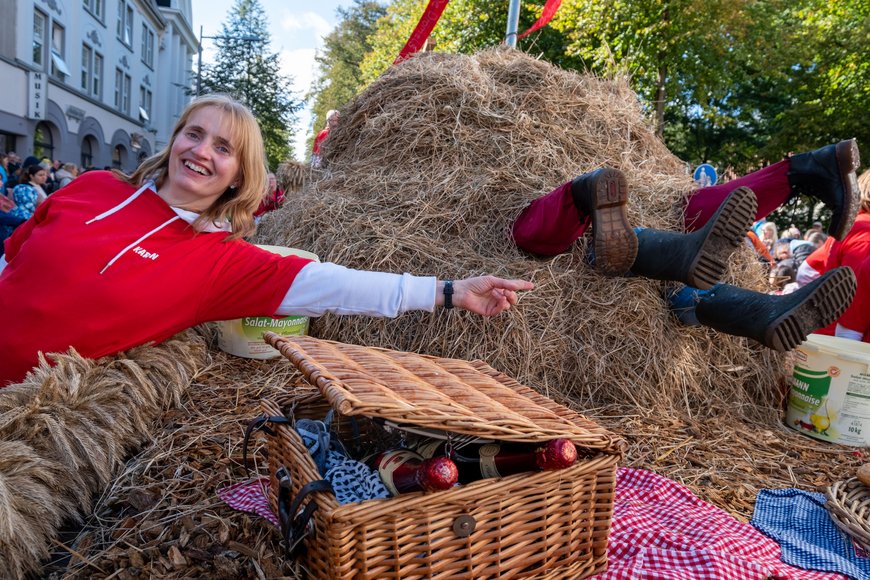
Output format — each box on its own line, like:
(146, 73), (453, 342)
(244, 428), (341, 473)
(826, 478), (870, 550)
(264, 333), (623, 454)
(259, 335), (621, 579)
(262, 394), (618, 579)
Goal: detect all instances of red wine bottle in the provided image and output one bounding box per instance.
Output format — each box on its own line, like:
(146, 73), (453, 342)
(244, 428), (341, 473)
(417, 438), (578, 484)
(369, 449), (459, 495)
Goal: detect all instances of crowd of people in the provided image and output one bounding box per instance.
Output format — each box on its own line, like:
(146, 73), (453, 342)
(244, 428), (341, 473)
(0, 93), (865, 386)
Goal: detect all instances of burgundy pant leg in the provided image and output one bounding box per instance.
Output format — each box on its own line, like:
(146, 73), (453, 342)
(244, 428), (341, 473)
(512, 180), (590, 256)
(683, 160), (791, 231)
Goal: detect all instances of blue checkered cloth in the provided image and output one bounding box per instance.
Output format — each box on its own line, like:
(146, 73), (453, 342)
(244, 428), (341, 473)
(751, 488), (870, 579)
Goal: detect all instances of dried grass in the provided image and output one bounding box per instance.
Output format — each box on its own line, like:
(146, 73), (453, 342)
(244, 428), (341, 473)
(0, 329), (208, 579)
(256, 47), (789, 419)
(45, 353), (865, 579)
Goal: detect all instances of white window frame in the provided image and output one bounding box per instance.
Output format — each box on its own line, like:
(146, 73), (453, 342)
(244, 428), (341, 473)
(50, 21), (70, 79)
(117, 0), (134, 46)
(114, 68), (123, 109)
(81, 44), (92, 91)
(122, 73), (131, 115)
(139, 85), (152, 122)
(93, 52), (103, 98)
(33, 9), (47, 68)
(141, 24), (155, 69)
(83, 0), (104, 20)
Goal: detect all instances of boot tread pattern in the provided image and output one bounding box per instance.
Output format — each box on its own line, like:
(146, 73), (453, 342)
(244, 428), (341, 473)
(689, 186), (758, 289)
(590, 169), (638, 275)
(770, 267), (858, 352)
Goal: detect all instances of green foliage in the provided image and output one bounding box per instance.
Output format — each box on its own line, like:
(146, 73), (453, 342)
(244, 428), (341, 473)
(308, 0), (387, 157)
(198, 0), (301, 169)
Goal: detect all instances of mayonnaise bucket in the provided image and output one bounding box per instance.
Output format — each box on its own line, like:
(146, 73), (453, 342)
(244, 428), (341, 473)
(217, 245), (319, 359)
(786, 333), (870, 445)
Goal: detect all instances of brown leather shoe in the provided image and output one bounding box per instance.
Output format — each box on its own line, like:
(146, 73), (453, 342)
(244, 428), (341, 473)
(571, 168), (637, 275)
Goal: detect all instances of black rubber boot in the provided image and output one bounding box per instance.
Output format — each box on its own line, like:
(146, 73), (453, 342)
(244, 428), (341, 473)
(695, 267), (857, 352)
(788, 139), (861, 240)
(571, 167), (637, 275)
(630, 186), (757, 289)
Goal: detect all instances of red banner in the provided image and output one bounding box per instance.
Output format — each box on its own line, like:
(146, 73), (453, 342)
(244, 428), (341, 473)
(517, 0), (562, 40)
(394, 0), (451, 64)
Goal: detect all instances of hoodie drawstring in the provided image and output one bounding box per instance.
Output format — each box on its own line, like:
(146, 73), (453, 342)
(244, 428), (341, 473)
(86, 181), (155, 225)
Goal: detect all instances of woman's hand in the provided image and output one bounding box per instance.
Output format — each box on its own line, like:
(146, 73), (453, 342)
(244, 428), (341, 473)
(438, 276), (534, 316)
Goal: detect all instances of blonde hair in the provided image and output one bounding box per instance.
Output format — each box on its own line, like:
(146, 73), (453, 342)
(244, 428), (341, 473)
(859, 170), (870, 214)
(120, 94), (267, 240)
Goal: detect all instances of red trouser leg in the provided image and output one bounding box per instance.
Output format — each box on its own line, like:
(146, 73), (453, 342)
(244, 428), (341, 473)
(511, 180), (590, 256)
(683, 160), (791, 231)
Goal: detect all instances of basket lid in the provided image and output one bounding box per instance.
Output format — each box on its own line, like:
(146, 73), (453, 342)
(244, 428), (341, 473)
(264, 333), (623, 455)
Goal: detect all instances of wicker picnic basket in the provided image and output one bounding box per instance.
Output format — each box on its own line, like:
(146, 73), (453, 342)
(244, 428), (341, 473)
(256, 333), (624, 579)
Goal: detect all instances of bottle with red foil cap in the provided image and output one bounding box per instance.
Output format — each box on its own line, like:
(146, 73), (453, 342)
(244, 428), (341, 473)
(369, 449), (459, 495)
(417, 438), (578, 484)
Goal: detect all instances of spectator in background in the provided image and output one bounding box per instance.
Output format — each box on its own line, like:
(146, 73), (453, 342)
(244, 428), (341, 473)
(55, 163), (78, 189)
(0, 164), (47, 255)
(312, 109), (339, 169)
(772, 239), (792, 262)
(786, 224), (801, 239)
(0, 154), (14, 214)
(760, 222), (779, 253)
(253, 172), (285, 224)
(769, 260), (799, 295)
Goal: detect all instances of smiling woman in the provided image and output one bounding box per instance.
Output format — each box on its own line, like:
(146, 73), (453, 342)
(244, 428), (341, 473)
(0, 94), (534, 386)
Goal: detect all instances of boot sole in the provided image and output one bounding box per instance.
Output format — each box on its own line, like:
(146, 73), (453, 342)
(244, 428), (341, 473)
(765, 267), (857, 352)
(686, 186), (758, 290)
(831, 139), (861, 240)
(587, 169), (638, 275)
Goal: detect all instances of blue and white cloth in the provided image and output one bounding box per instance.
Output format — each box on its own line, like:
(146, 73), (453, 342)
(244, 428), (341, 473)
(752, 488), (870, 580)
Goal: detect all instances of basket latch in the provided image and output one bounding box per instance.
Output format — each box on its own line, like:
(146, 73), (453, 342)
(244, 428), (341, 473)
(277, 467), (334, 558)
(452, 514), (476, 538)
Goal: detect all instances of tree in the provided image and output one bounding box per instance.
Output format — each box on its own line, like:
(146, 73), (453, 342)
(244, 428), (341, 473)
(308, 0), (387, 157)
(198, 0), (301, 168)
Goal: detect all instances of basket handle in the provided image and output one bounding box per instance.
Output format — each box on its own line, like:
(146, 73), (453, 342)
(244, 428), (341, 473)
(242, 415), (292, 478)
(277, 469), (333, 558)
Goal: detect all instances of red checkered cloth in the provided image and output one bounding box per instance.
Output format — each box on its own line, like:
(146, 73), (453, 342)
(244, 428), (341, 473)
(217, 477), (279, 527)
(217, 468), (846, 579)
(593, 467), (846, 580)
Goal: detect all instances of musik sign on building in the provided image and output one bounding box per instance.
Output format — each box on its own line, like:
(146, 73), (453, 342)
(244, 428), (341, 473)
(0, 0), (197, 171)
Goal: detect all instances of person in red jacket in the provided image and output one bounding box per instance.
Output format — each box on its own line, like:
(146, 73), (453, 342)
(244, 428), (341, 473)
(311, 110), (339, 169)
(0, 95), (533, 386)
(253, 171), (285, 222)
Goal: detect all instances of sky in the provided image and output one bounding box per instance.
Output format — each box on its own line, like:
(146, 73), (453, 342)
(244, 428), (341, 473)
(190, 0), (356, 162)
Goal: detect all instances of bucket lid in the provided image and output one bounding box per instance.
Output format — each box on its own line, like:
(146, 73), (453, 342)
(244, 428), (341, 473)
(264, 334), (624, 455)
(802, 333), (870, 363)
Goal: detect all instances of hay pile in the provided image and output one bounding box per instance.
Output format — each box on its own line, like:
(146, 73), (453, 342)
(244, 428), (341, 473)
(0, 329), (208, 579)
(257, 47), (788, 417)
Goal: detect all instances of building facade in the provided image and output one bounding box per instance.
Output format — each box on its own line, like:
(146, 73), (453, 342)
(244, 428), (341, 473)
(0, 0), (196, 172)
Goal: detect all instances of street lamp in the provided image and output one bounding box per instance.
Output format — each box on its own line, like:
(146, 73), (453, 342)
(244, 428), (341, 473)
(196, 26), (263, 96)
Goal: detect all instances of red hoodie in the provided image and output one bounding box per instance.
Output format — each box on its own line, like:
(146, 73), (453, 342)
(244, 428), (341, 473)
(0, 171), (312, 386)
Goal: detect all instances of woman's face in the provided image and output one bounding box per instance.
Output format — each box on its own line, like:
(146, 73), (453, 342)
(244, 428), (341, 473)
(164, 106), (241, 211)
(33, 169), (48, 185)
(267, 173), (277, 191)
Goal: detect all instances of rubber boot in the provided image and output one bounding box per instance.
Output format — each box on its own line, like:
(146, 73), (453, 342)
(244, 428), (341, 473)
(630, 186), (757, 290)
(788, 139), (861, 240)
(571, 167), (637, 275)
(695, 267), (857, 352)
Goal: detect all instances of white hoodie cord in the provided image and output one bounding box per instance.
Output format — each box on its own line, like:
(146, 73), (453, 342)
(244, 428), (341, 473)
(86, 181), (156, 225)
(97, 215), (182, 274)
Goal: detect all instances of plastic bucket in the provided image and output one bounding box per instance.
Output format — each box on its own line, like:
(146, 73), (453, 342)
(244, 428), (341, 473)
(217, 245), (319, 359)
(786, 333), (870, 445)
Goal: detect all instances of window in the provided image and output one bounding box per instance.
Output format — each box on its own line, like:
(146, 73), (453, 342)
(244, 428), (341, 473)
(80, 44), (91, 91)
(117, 1), (134, 46)
(50, 22), (70, 79)
(94, 53), (103, 98)
(32, 10), (47, 67)
(83, 0), (104, 20)
(81, 136), (96, 168)
(81, 44), (103, 98)
(139, 85), (152, 122)
(34, 122), (54, 161)
(141, 24), (154, 68)
(112, 144), (126, 169)
(113, 69), (131, 113)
